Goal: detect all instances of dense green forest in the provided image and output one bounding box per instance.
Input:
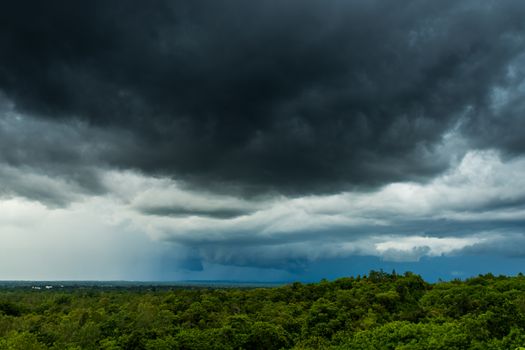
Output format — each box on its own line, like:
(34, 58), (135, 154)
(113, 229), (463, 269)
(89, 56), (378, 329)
(1, 271), (525, 349)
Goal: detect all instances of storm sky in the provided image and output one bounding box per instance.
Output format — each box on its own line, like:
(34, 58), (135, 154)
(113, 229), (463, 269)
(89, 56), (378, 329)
(1, 0), (525, 281)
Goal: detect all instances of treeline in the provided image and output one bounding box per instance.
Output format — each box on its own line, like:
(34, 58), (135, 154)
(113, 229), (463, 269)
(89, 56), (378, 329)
(1, 271), (525, 349)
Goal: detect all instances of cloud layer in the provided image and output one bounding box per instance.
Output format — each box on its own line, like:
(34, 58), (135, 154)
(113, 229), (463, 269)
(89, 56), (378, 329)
(2, 1), (525, 196)
(1, 1), (525, 279)
(112, 150), (525, 268)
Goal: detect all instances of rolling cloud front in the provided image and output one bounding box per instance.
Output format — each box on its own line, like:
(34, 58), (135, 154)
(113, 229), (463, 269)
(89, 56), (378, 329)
(1, 0), (525, 281)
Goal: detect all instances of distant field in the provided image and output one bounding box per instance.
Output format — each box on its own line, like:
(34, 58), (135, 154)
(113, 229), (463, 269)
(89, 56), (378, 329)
(0, 280), (285, 290)
(1, 271), (525, 349)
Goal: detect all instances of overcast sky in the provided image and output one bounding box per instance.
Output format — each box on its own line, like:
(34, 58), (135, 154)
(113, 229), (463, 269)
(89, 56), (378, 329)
(1, 0), (525, 281)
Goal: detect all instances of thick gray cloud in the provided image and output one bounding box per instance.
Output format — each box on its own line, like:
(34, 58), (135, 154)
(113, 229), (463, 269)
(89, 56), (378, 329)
(462, 233), (525, 258)
(0, 96), (129, 205)
(140, 207), (252, 220)
(2, 0), (525, 198)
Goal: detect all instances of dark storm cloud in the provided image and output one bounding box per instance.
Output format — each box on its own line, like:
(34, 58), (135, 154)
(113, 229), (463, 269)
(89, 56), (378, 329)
(0, 96), (136, 205)
(2, 0), (525, 196)
(461, 233), (525, 258)
(140, 206), (251, 219)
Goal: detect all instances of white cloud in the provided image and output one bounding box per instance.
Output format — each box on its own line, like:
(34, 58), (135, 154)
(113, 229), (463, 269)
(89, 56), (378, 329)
(374, 235), (486, 262)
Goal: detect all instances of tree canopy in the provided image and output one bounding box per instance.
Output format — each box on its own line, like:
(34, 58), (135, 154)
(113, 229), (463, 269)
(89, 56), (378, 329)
(1, 271), (525, 349)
